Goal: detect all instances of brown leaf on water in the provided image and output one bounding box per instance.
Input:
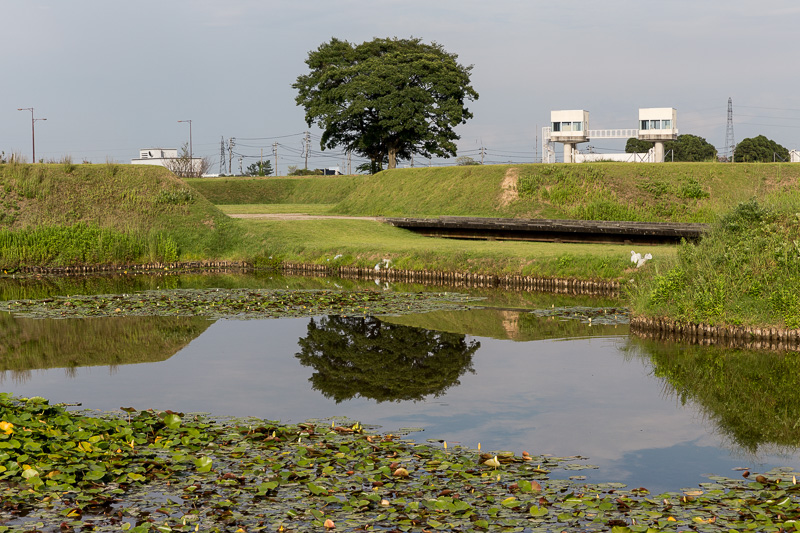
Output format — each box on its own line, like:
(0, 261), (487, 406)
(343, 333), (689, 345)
(393, 467), (410, 478)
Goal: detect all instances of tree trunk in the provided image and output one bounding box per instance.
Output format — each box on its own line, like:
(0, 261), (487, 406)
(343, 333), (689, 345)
(387, 146), (397, 169)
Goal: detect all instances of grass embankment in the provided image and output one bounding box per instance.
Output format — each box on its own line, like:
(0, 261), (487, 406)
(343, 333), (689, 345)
(629, 197), (800, 329)
(197, 163), (800, 222)
(0, 162), (247, 266)
(184, 175), (364, 206)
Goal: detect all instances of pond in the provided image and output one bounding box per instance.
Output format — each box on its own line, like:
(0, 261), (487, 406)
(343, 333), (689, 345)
(1, 271), (799, 496)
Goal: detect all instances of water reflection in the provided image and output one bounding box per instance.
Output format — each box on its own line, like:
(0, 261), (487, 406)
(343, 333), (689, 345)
(0, 312), (213, 382)
(296, 316), (479, 403)
(4, 271), (800, 492)
(626, 337), (800, 456)
(384, 308), (627, 341)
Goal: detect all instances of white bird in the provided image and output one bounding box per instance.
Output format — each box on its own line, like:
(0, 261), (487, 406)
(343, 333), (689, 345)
(374, 263), (381, 272)
(630, 250), (652, 268)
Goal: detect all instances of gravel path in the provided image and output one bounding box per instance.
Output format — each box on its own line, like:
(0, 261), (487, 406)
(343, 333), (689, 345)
(227, 213), (384, 221)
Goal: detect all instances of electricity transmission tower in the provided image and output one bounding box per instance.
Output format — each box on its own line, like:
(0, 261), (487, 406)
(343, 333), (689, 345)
(726, 97), (735, 162)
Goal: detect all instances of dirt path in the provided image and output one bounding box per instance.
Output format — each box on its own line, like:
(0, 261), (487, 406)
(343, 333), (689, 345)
(227, 213), (384, 221)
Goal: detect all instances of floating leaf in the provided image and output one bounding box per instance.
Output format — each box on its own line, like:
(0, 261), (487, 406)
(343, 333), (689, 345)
(195, 456), (212, 472)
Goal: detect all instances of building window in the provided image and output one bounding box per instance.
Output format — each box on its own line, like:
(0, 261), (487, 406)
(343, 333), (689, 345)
(662, 119), (672, 129)
(650, 120), (660, 130)
(573, 121), (582, 132)
(640, 120), (649, 130)
(552, 122), (561, 132)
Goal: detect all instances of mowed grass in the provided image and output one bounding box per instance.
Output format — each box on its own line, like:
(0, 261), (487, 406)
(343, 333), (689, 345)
(196, 163), (800, 223)
(217, 204), (339, 215)
(185, 176), (365, 205)
(239, 218), (674, 279)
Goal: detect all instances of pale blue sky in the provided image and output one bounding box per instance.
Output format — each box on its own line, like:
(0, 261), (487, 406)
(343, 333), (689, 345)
(3, 0), (798, 171)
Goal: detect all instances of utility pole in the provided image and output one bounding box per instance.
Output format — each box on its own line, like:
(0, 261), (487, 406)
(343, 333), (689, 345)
(347, 151), (352, 175)
(480, 146), (485, 165)
(228, 138), (235, 175)
(272, 143), (278, 177)
(304, 131), (310, 170)
(17, 107), (46, 163)
(219, 137), (226, 175)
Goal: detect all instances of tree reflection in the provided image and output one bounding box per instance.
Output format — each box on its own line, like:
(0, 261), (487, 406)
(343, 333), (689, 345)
(627, 338), (800, 453)
(295, 316), (480, 403)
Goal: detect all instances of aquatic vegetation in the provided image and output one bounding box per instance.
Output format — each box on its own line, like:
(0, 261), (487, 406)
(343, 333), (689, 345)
(2, 394), (800, 532)
(0, 288), (483, 320)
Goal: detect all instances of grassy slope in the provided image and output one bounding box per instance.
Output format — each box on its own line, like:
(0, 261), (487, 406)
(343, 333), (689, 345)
(184, 175), (365, 205)
(628, 198), (800, 328)
(0, 162), (246, 263)
(193, 163), (800, 223)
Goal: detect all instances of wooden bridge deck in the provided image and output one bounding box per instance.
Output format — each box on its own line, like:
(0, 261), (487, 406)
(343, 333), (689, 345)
(383, 217), (709, 245)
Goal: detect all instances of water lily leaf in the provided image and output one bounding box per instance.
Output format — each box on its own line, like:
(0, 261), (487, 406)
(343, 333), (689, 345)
(308, 482), (328, 495)
(195, 456), (212, 472)
(530, 505), (549, 517)
(163, 413), (181, 430)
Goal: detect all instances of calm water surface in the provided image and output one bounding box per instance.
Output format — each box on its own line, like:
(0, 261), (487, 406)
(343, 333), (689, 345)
(1, 271), (799, 495)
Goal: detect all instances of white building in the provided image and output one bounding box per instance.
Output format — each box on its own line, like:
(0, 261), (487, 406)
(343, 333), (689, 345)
(638, 108), (678, 162)
(131, 148), (179, 166)
(575, 150), (655, 163)
(131, 148), (205, 176)
(550, 110), (589, 163)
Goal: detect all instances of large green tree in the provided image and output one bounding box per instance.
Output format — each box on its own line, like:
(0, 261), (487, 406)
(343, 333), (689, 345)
(293, 37), (479, 173)
(734, 135), (789, 162)
(626, 134), (716, 162)
(667, 134), (717, 162)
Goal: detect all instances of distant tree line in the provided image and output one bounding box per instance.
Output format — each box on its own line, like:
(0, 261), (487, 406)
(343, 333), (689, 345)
(626, 133), (791, 163)
(625, 134), (717, 162)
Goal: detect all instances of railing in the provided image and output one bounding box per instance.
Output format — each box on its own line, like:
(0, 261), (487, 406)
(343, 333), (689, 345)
(587, 129), (639, 139)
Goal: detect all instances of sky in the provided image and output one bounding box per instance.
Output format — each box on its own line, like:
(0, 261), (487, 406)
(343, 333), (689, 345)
(3, 0), (800, 173)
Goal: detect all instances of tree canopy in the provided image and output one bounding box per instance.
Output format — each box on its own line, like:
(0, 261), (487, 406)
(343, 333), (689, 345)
(667, 134), (717, 162)
(626, 134), (717, 162)
(293, 37), (479, 173)
(625, 138), (652, 154)
(245, 160), (273, 176)
(734, 135), (789, 162)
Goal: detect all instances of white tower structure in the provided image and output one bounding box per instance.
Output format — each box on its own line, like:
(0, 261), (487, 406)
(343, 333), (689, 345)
(637, 108), (678, 162)
(550, 110), (589, 163)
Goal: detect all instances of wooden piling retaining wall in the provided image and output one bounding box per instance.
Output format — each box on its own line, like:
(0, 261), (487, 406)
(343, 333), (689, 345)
(280, 263), (621, 296)
(630, 316), (800, 351)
